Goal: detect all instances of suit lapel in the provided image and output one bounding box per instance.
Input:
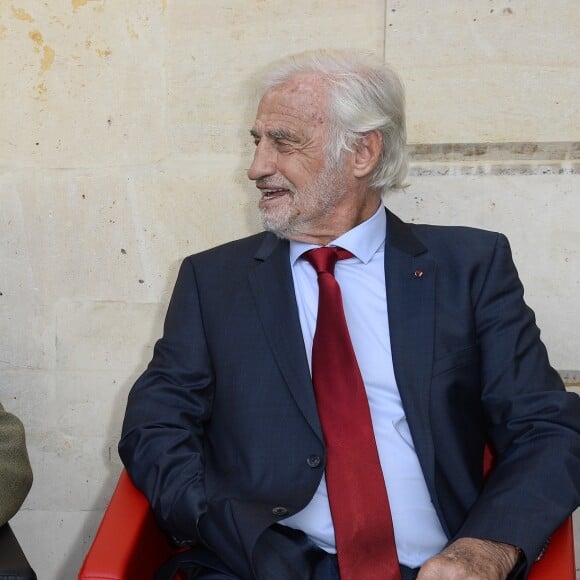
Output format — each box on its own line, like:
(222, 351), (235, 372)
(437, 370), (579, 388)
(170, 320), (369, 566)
(385, 210), (439, 503)
(248, 234), (322, 438)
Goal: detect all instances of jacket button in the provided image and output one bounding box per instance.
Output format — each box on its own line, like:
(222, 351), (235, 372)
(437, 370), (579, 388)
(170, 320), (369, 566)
(307, 454), (321, 468)
(272, 506), (288, 517)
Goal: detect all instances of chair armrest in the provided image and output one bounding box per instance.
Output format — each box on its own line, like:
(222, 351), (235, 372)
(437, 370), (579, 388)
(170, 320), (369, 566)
(78, 470), (178, 580)
(528, 516), (576, 580)
(0, 524), (37, 580)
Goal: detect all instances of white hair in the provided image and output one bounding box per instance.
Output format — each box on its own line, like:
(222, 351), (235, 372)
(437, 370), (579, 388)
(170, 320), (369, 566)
(259, 50), (408, 192)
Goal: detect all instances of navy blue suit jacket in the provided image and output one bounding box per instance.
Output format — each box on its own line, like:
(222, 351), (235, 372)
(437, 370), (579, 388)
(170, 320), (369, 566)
(119, 210), (580, 578)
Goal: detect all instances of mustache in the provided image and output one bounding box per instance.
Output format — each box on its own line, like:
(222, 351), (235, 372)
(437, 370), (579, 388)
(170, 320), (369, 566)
(255, 178), (294, 191)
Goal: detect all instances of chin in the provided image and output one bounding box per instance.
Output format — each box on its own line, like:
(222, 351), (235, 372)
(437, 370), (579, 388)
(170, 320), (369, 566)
(260, 212), (294, 239)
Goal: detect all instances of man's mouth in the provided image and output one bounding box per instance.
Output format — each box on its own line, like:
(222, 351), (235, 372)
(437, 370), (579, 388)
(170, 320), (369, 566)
(260, 188), (290, 201)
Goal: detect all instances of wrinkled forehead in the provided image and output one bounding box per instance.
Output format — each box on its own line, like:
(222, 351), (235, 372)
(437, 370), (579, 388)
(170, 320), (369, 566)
(255, 73), (330, 129)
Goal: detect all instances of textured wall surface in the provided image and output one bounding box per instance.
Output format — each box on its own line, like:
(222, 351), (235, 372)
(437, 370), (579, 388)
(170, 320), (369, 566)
(0, 1), (578, 577)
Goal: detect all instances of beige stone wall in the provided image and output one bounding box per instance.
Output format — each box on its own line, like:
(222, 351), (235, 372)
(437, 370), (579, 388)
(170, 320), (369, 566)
(0, 1), (578, 577)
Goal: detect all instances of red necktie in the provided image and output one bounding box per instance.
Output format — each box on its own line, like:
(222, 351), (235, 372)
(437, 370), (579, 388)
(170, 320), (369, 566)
(304, 247), (401, 580)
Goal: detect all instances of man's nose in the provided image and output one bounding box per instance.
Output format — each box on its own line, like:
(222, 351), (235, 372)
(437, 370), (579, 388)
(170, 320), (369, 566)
(247, 142), (276, 181)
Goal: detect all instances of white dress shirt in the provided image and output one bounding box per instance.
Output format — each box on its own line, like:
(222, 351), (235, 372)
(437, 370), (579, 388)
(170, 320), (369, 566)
(280, 204), (448, 567)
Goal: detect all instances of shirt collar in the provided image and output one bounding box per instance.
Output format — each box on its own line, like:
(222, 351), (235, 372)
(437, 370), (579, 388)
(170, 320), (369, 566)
(290, 204), (386, 266)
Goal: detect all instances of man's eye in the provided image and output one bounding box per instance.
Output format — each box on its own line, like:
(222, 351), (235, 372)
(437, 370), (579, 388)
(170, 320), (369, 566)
(275, 141), (292, 152)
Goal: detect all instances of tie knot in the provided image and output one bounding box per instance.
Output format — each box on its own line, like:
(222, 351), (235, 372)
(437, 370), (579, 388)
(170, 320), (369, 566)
(304, 247), (353, 275)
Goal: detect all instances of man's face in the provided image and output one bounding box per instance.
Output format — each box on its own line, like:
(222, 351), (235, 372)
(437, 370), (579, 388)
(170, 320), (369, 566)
(247, 75), (351, 242)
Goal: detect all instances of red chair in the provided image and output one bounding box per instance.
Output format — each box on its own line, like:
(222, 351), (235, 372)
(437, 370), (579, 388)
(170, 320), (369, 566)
(79, 467), (576, 579)
(78, 470), (179, 579)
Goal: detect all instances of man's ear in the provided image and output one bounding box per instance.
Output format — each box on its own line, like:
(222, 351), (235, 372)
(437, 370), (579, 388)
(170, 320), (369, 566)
(352, 130), (383, 178)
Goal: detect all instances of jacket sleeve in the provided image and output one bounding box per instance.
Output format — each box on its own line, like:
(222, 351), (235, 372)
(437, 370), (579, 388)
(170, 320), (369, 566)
(0, 402), (33, 526)
(118, 258), (213, 542)
(454, 234), (580, 571)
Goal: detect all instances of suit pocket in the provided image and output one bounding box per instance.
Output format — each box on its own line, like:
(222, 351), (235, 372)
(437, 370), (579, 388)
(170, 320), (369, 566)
(432, 344), (479, 377)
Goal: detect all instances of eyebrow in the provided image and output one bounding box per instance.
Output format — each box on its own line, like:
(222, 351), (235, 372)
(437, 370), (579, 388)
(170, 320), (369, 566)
(268, 128), (300, 142)
(249, 128), (300, 142)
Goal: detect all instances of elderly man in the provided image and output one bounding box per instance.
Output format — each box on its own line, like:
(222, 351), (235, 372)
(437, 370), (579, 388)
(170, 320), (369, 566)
(119, 51), (580, 580)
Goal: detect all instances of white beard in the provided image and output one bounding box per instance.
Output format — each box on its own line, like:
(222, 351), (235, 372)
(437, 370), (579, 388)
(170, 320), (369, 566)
(260, 161), (348, 240)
